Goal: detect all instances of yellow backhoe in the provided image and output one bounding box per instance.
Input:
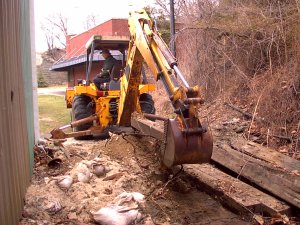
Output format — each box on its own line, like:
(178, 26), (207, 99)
(51, 9), (213, 168)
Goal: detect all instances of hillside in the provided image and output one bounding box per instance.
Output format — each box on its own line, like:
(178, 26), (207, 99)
(171, 0), (300, 157)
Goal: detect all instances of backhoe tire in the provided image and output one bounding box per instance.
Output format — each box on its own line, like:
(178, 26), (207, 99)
(72, 95), (93, 140)
(139, 93), (156, 114)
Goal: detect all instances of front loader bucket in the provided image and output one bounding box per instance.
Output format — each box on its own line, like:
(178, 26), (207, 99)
(161, 118), (213, 168)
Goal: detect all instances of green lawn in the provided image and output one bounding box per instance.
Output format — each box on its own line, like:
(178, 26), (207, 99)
(38, 95), (71, 136)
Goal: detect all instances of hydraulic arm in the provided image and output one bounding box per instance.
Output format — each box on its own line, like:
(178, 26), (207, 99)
(117, 9), (213, 167)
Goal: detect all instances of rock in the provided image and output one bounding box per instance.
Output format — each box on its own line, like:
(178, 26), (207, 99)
(92, 164), (108, 177)
(69, 206), (77, 212)
(291, 170), (300, 176)
(155, 180), (163, 186)
(240, 121), (249, 127)
(68, 212), (78, 220)
(223, 118), (240, 126)
(104, 187), (113, 195)
(153, 169), (162, 176)
(291, 130), (297, 136)
(140, 162), (150, 169)
(234, 126), (246, 133)
(103, 172), (123, 181)
(144, 216), (155, 225)
(213, 124), (224, 131)
(249, 136), (263, 143)
(37, 138), (47, 145)
(77, 205), (85, 214)
(22, 208), (34, 219)
(43, 199), (62, 215)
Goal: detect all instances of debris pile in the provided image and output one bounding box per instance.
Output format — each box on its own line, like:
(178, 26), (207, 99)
(20, 135), (253, 225)
(22, 137), (154, 224)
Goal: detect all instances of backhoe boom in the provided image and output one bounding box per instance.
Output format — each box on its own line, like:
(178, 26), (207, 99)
(117, 9), (213, 167)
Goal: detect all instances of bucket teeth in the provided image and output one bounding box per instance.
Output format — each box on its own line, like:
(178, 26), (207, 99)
(160, 119), (169, 161)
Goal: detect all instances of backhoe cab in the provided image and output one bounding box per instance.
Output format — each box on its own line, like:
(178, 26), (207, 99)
(51, 9), (213, 168)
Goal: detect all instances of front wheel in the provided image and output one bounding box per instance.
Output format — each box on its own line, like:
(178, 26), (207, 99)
(72, 95), (93, 140)
(139, 93), (155, 114)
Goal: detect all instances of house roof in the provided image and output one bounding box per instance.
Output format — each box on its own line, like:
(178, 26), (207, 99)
(65, 19), (130, 59)
(51, 18), (130, 71)
(85, 35), (129, 52)
(51, 50), (123, 71)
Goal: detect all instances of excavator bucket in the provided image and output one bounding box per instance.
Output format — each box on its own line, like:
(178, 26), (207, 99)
(161, 118), (213, 168)
(131, 114), (213, 168)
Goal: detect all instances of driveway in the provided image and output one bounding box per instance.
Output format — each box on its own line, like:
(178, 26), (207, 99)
(38, 86), (66, 96)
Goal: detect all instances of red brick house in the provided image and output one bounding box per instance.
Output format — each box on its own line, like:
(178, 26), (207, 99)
(51, 19), (130, 87)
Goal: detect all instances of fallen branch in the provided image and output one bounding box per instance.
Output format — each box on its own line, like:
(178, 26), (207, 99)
(70, 152), (85, 160)
(121, 134), (137, 153)
(224, 103), (253, 118)
(271, 134), (292, 142)
(224, 102), (264, 122)
(55, 219), (85, 225)
(247, 94), (262, 140)
(102, 172), (123, 181)
(160, 165), (183, 195)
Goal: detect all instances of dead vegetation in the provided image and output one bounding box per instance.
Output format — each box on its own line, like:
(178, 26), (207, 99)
(172, 0), (300, 154)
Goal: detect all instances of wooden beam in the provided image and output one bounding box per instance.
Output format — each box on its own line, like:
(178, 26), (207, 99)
(184, 164), (291, 216)
(229, 138), (300, 172)
(131, 116), (164, 141)
(212, 142), (300, 209)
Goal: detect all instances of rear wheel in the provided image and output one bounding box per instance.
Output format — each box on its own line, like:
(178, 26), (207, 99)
(139, 93), (155, 114)
(72, 95), (93, 140)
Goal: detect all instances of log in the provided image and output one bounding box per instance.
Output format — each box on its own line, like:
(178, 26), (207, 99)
(212, 142), (300, 209)
(229, 138), (300, 172)
(184, 164), (291, 216)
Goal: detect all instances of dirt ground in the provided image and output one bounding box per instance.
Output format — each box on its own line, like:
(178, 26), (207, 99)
(19, 131), (252, 225)
(21, 85), (285, 224)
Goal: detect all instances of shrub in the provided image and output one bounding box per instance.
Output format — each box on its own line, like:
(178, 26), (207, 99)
(38, 73), (49, 88)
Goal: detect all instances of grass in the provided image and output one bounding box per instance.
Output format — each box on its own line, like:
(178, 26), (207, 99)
(38, 95), (71, 136)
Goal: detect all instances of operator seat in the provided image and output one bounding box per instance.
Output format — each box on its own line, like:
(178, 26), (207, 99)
(109, 61), (123, 90)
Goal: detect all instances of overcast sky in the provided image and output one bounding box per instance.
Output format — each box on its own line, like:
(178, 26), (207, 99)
(34, 0), (156, 52)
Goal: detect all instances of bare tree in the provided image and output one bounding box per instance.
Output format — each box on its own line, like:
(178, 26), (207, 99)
(154, 0), (186, 16)
(83, 14), (98, 30)
(41, 13), (68, 51)
(41, 23), (55, 51)
(45, 13), (68, 48)
(40, 13), (68, 60)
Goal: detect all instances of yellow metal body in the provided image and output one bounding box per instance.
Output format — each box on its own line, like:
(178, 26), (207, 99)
(66, 81), (155, 128)
(65, 88), (75, 108)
